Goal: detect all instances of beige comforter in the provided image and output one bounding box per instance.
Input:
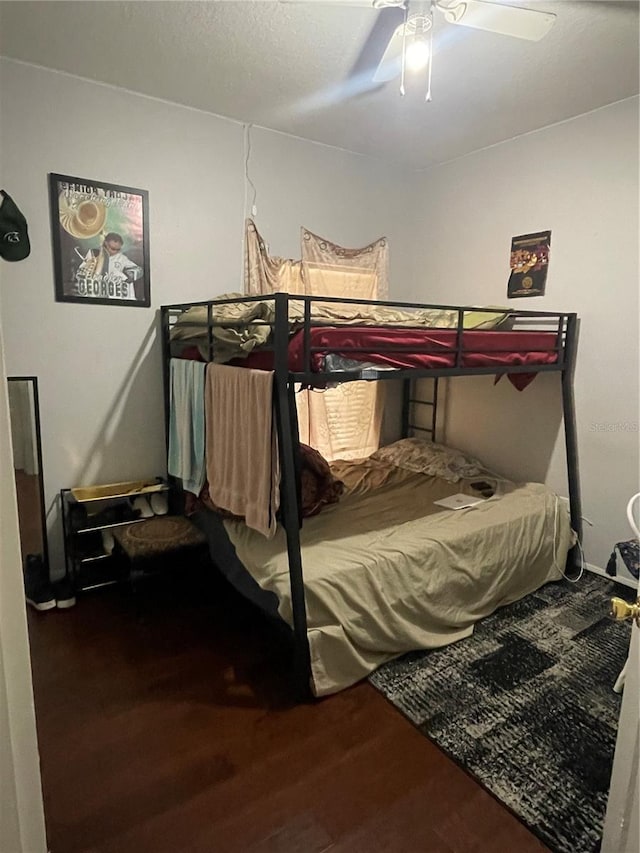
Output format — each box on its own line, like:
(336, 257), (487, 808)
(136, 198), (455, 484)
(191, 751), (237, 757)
(224, 469), (573, 697)
(170, 294), (509, 362)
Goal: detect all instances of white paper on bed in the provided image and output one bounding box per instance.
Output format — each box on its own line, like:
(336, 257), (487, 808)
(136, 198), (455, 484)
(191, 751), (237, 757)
(223, 473), (573, 697)
(433, 493), (486, 510)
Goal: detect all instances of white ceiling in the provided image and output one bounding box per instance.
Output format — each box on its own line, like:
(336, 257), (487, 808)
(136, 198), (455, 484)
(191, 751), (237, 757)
(0, 1), (638, 169)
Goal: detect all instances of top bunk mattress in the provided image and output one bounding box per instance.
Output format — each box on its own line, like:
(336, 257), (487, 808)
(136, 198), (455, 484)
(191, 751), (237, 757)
(233, 327), (559, 374)
(167, 297), (568, 386)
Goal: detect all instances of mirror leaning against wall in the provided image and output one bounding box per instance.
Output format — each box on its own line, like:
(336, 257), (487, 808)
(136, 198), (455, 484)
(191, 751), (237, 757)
(7, 376), (75, 610)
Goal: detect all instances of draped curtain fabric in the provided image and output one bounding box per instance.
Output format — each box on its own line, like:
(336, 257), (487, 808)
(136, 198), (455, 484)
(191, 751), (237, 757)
(299, 227), (387, 460)
(296, 378), (385, 462)
(244, 219), (389, 461)
(244, 219), (304, 295)
(300, 227), (388, 300)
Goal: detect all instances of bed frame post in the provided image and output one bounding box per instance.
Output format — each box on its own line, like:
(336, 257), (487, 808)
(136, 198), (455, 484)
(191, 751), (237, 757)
(160, 306), (171, 457)
(401, 379), (411, 438)
(273, 293), (312, 699)
(431, 377), (439, 443)
(562, 314), (583, 573)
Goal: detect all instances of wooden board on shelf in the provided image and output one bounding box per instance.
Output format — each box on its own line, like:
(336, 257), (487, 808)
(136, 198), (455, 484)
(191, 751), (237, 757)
(71, 480), (166, 502)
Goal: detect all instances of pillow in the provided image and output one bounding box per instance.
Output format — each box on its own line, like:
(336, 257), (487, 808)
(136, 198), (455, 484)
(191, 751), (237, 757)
(370, 438), (485, 483)
(299, 443), (344, 517)
(330, 457), (416, 497)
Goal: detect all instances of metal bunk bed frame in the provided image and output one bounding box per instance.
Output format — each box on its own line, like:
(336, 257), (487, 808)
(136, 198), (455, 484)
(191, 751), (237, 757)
(161, 292), (581, 698)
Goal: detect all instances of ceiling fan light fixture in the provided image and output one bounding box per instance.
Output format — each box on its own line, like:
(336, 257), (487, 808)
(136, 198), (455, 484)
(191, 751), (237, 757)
(405, 37), (430, 71)
(399, 4), (434, 98)
(331, 0), (558, 100)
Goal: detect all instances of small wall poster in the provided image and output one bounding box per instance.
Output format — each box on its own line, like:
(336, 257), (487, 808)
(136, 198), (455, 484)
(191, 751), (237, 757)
(49, 173), (150, 307)
(507, 231), (551, 299)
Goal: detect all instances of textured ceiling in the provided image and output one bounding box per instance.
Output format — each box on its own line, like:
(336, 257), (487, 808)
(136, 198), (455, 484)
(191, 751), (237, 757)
(0, 1), (638, 169)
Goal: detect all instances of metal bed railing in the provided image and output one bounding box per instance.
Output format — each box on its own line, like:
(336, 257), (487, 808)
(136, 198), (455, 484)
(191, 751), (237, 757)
(162, 293), (573, 384)
(160, 293), (581, 698)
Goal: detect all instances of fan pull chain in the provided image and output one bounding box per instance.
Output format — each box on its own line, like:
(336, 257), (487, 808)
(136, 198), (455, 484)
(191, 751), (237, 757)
(426, 2), (434, 102)
(400, 2), (409, 96)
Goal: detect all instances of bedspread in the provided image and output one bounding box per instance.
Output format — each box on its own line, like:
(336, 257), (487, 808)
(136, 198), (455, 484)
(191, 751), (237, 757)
(223, 472), (572, 696)
(170, 294), (509, 362)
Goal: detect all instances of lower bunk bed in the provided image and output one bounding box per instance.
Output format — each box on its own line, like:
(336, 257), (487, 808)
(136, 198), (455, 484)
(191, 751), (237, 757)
(190, 449), (573, 697)
(162, 293), (580, 698)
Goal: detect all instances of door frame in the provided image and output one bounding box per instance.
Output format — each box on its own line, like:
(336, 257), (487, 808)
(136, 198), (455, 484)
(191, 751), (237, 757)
(0, 329), (47, 851)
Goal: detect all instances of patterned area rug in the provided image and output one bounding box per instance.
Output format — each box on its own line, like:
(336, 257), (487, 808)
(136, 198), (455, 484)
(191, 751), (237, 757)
(369, 575), (631, 853)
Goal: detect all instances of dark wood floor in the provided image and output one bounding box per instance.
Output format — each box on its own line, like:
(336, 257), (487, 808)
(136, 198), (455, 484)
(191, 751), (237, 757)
(27, 563), (549, 853)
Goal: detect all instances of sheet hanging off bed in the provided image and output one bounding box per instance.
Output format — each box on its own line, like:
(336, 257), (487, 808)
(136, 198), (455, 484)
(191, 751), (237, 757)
(222, 469), (572, 697)
(232, 328), (558, 390)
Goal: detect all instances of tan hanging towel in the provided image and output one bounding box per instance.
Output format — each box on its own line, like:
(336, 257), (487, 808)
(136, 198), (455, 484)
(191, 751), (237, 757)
(205, 363), (280, 538)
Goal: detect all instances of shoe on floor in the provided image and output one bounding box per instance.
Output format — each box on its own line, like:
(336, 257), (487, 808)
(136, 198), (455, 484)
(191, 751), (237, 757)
(24, 554), (56, 611)
(69, 503), (88, 531)
(73, 531), (104, 560)
(150, 491), (168, 515)
(131, 495), (153, 518)
(101, 529), (115, 555)
(53, 577), (76, 609)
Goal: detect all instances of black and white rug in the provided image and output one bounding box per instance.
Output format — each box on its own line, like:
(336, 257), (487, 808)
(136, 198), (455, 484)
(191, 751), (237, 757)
(369, 575), (631, 853)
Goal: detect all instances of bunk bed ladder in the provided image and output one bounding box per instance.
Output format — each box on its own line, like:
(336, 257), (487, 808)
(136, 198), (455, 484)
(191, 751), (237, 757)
(160, 306), (171, 457)
(273, 293), (312, 700)
(402, 377), (440, 442)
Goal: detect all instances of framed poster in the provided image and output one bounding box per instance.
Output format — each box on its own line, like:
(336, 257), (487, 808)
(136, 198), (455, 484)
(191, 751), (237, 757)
(49, 173), (150, 307)
(507, 230), (551, 299)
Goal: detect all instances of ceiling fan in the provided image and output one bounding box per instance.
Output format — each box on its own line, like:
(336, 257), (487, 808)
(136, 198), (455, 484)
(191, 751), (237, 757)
(282, 0), (557, 100)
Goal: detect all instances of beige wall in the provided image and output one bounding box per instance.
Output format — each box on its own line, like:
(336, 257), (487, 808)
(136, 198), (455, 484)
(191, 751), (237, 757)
(0, 54), (637, 853)
(0, 58), (414, 578)
(401, 97), (640, 572)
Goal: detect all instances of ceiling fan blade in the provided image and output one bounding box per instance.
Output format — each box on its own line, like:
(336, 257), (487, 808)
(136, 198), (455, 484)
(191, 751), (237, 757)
(438, 0), (556, 42)
(348, 6), (405, 87)
(372, 19), (405, 83)
(278, 0), (400, 8)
